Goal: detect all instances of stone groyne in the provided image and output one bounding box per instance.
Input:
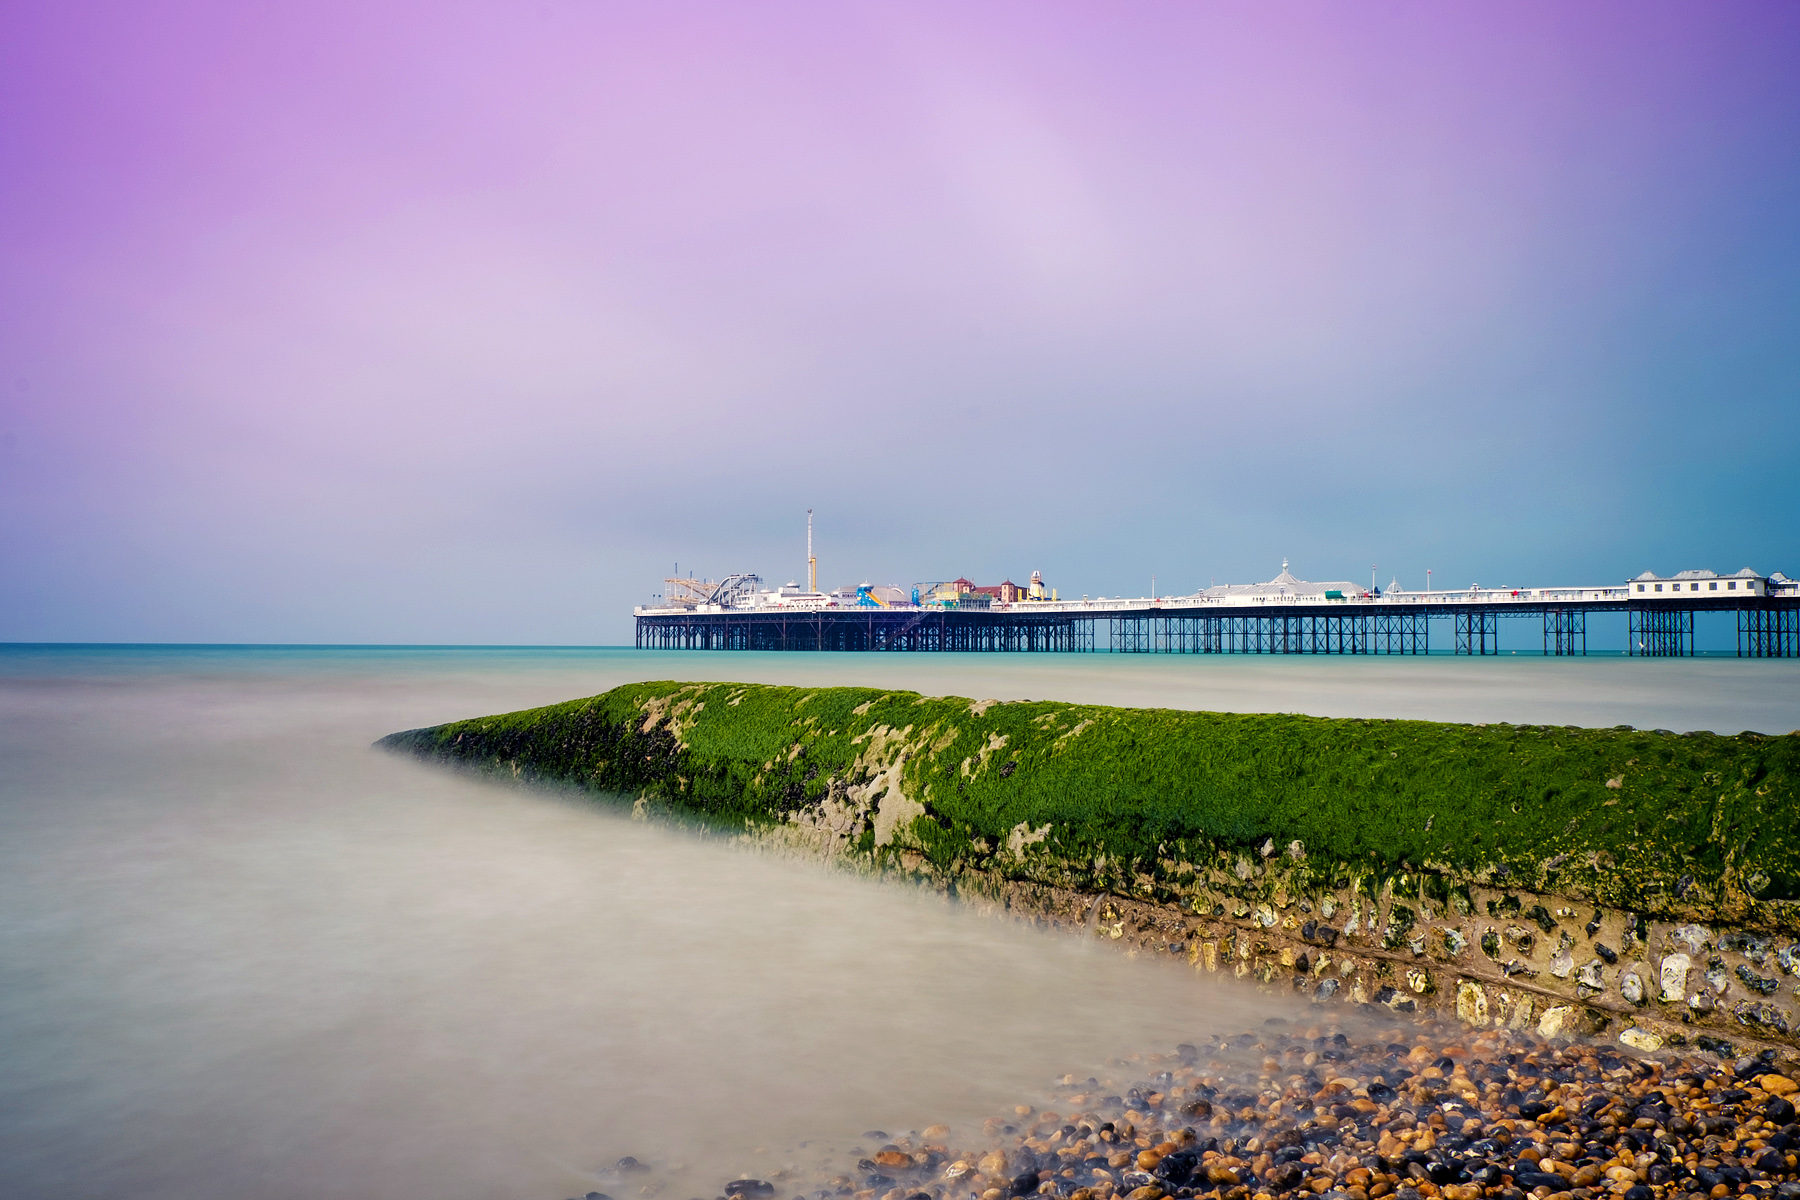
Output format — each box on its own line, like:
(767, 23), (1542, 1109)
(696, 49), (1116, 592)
(378, 682), (1800, 1062)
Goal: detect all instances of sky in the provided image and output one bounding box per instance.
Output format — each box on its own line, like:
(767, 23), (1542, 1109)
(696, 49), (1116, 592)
(2, 1), (1797, 644)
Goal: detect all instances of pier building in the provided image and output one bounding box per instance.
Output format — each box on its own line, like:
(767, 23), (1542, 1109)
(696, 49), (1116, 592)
(1631, 568), (1769, 596)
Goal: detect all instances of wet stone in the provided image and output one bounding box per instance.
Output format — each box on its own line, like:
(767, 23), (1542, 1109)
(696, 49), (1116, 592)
(740, 1012), (1796, 1200)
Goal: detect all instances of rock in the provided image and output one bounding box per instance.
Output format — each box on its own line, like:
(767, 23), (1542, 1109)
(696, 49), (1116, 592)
(1264, 1163), (1303, 1192)
(1374, 985), (1415, 1012)
(1696, 1033), (1735, 1056)
(1735, 999), (1791, 1034)
(873, 1152), (914, 1169)
(1456, 981), (1488, 1025)
(779, 1005), (1800, 1200)
(1620, 972), (1645, 1005)
(1670, 924), (1710, 955)
(1737, 964), (1780, 995)
(723, 1183), (773, 1197)
(1512, 1170), (1565, 1191)
(1660, 953), (1691, 1002)
(1725, 930), (1773, 963)
(1549, 949), (1574, 978)
(1537, 1005), (1577, 1037)
(922, 1125), (950, 1140)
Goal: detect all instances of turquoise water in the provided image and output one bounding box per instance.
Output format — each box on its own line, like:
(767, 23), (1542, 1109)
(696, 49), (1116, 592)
(1, 646), (1795, 1200)
(5, 643), (1795, 730)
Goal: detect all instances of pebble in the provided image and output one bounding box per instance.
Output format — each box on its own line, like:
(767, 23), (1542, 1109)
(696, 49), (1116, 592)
(750, 1017), (1798, 1200)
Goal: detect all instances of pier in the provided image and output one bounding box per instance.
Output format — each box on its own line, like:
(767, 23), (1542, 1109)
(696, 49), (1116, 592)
(634, 567), (1800, 656)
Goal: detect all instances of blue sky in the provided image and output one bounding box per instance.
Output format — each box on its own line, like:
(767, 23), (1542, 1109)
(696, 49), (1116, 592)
(2, 1), (1797, 643)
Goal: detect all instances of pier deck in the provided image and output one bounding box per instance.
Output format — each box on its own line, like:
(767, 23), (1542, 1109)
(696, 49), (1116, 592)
(635, 591), (1799, 656)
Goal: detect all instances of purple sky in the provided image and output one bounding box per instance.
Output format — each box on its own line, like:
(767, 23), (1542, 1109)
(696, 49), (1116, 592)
(3, 2), (1797, 643)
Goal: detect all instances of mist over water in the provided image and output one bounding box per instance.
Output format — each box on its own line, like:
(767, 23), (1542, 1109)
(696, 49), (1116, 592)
(2, 648), (1795, 1200)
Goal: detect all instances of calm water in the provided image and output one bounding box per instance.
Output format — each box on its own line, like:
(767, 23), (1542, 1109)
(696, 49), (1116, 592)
(2, 646), (1796, 1200)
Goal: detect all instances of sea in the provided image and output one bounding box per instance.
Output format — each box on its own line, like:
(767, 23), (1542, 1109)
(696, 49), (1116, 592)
(2, 645), (1796, 1200)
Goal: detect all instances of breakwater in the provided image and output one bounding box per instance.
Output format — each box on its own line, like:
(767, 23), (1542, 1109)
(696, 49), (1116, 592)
(379, 682), (1800, 1059)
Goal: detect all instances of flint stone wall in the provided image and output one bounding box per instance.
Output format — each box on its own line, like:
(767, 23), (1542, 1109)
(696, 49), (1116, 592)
(384, 681), (1800, 1064)
(728, 794), (1800, 1066)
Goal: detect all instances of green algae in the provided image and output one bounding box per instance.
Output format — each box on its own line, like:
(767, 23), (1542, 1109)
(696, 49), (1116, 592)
(378, 681), (1800, 924)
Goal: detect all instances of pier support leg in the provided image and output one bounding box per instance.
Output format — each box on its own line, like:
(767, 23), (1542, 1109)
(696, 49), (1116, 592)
(1738, 606), (1799, 657)
(1543, 608), (1586, 656)
(1455, 611), (1498, 655)
(1629, 608), (1693, 656)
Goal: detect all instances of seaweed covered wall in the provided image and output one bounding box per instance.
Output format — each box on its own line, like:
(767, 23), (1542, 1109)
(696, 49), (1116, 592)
(379, 681), (1800, 1058)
